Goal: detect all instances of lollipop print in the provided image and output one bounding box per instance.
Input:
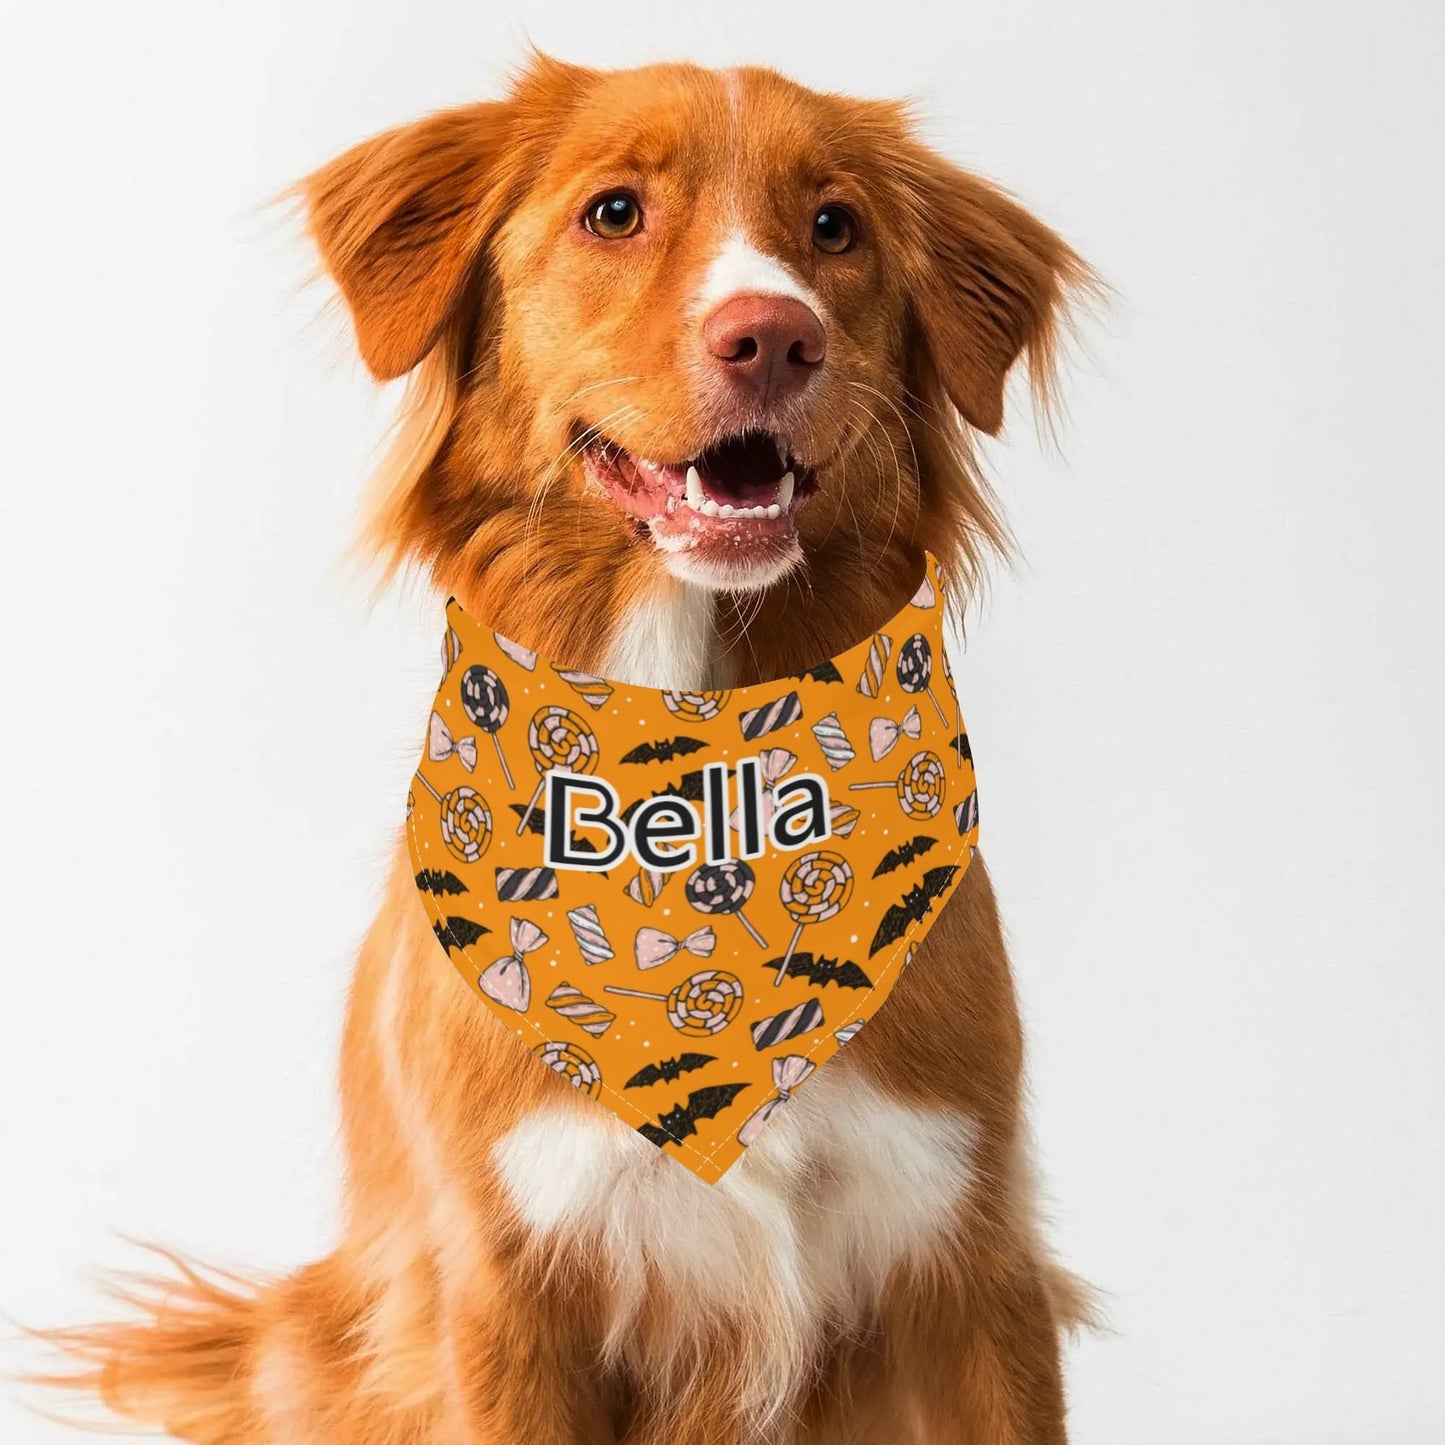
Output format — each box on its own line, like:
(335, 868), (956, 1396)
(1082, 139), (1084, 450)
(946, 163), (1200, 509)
(459, 665), (516, 790)
(516, 706), (600, 834)
(895, 633), (949, 725)
(533, 1040), (603, 1100)
(775, 850), (855, 983)
(413, 771), (492, 864)
(849, 749), (947, 821)
(604, 969), (745, 1037)
(662, 689), (731, 723)
(684, 859), (768, 949)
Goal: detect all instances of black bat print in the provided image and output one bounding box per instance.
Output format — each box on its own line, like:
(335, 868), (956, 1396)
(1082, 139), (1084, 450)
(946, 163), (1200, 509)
(763, 953), (874, 990)
(624, 1054), (717, 1088)
(872, 834), (939, 878)
(414, 868), (469, 896)
(507, 804), (610, 873)
(950, 731), (973, 766)
(433, 915), (490, 951)
(620, 736), (709, 765)
(868, 865), (960, 957)
(638, 1083), (750, 1149)
(618, 769), (719, 826)
(794, 660), (843, 685)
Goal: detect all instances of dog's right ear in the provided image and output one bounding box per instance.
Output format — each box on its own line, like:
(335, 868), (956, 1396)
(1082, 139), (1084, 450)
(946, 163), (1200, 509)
(302, 103), (518, 380)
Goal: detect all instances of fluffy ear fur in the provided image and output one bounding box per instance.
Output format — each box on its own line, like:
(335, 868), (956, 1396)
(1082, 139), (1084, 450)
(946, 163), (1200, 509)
(303, 102), (519, 380)
(895, 142), (1092, 435)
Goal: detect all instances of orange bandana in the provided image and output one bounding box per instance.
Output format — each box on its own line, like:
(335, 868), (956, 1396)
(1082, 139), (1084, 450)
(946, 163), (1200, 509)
(407, 554), (979, 1184)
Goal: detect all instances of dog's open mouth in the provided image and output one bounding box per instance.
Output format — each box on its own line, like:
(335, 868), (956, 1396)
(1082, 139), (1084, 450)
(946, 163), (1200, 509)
(581, 430), (818, 573)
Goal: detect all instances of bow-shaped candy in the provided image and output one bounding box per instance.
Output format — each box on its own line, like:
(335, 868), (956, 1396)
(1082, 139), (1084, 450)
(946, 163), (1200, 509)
(867, 704), (921, 762)
(428, 711), (478, 772)
(729, 747), (797, 832)
(478, 917), (547, 1012)
(737, 1054), (817, 1146)
(634, 924), (716, 971)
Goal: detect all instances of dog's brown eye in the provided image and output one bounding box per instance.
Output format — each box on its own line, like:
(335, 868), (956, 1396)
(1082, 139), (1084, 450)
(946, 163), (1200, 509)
(812, 205), (856, 254)
(585, 192), (643, 239)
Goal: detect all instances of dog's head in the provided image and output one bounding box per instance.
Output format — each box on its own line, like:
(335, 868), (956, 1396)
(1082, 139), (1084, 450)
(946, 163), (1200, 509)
(306, 55), (1088, 606)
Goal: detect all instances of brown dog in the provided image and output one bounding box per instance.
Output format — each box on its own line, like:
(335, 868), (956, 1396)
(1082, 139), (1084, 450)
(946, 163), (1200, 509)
(50, 53), (1094, 1444)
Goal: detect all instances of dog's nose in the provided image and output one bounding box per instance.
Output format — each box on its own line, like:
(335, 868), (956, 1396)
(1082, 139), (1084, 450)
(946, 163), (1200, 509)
(702, 294), (826, 401)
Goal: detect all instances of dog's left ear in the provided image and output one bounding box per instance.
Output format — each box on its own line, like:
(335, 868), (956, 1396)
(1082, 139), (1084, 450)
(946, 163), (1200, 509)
(897, 145), (1091, 435)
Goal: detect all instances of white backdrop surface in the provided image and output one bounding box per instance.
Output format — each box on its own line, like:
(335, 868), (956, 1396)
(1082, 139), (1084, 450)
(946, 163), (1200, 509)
(2, 2), (1442, 1442)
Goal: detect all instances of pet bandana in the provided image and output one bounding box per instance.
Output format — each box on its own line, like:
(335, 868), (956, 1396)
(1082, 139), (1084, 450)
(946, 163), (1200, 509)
(407, 553), (980, 1184)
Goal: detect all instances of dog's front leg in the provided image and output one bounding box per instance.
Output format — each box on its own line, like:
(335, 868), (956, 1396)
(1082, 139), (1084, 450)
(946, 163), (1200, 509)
(799, 1258), (1070, 1445)
(439, 1277), (621, 1445)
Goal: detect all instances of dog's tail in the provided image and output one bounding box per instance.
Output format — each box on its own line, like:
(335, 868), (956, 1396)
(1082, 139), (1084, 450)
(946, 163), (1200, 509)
(26, 1246), (359, 1442)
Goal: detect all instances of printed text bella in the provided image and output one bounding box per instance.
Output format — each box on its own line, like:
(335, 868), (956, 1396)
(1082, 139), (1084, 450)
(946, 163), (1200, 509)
(545, 760), (832, 872)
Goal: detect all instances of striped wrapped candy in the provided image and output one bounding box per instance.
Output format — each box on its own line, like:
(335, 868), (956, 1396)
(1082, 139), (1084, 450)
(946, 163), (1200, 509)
(750, 997), (825, 1050)
(738, 690), (802, 742)
(495, 866), (559, 902)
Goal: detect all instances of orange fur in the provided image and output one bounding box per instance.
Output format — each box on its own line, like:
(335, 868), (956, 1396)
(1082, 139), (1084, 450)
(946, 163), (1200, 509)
(38, 54), (1095, 1444)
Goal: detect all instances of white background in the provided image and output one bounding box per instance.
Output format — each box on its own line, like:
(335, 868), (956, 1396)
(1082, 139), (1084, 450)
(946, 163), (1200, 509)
(2, 2), (1442, 1441)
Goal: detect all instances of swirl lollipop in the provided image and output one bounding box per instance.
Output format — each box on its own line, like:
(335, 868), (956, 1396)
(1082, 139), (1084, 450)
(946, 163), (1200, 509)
(413, 771), (492, 863)
(604, 969), (744, 1037)
(460, 665), (515, 789)
(895, 633), (949, 724)
(849, 748), (946, 821)
(775, 850), (855, 983)
(533, 1039), (603, 1100)
(684, 859), (767, 949)
(662, 689), (731, 723)
(516, 705), (600, 834)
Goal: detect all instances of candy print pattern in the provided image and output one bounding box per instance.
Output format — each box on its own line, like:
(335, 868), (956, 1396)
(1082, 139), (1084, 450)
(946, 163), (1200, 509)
(604, 970), (745, 1037)
(552, 666), (614, 709)
(848, 748), (947, 820)
(685, 859), (768, 949)
(663, 689), (730, 722)
(567, 903), (614, 966)
(750, 998), (825, 1049)
(856, 633), (893, 697)
(460, 666), (515, 788)
(478, 917), (545, 1012)
(533, 1040), (602, 1099)
(516, 706), (599, 834)
(404, 551), (980, 1185)
(895, 633), (949, 725)
(811, 711), (856, 770)
(495, 866), (558, 902)
(545, 982), (615, 1037)
(738, 690), (803, 741)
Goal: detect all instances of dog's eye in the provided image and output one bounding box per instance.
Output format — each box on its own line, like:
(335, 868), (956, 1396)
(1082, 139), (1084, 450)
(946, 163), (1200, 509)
(584, 192), (643, 239)
(812, 205), (857, 254)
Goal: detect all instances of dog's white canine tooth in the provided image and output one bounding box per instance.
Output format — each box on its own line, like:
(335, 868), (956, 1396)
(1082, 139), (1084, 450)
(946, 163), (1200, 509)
(719, 503), (735, 518)
(686, 465), (705, 510)
(778, 471), (795, 509)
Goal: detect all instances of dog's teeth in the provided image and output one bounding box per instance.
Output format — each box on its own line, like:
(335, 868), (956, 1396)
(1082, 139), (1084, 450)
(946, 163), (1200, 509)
(686, 465), (705, 510)
(766, 503), (781, 519)
(719, 503), (735, 518)
(778, 471), (795, 509)
(700, 499), (720, 517)
(666, 496), (677, 513)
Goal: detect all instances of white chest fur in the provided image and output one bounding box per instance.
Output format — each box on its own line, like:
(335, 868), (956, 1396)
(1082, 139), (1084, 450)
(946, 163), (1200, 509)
(492, 1061), (977, 1421)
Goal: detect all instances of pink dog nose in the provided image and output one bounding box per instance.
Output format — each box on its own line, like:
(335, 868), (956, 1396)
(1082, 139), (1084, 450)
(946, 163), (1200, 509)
(702, 293), (826, 402)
